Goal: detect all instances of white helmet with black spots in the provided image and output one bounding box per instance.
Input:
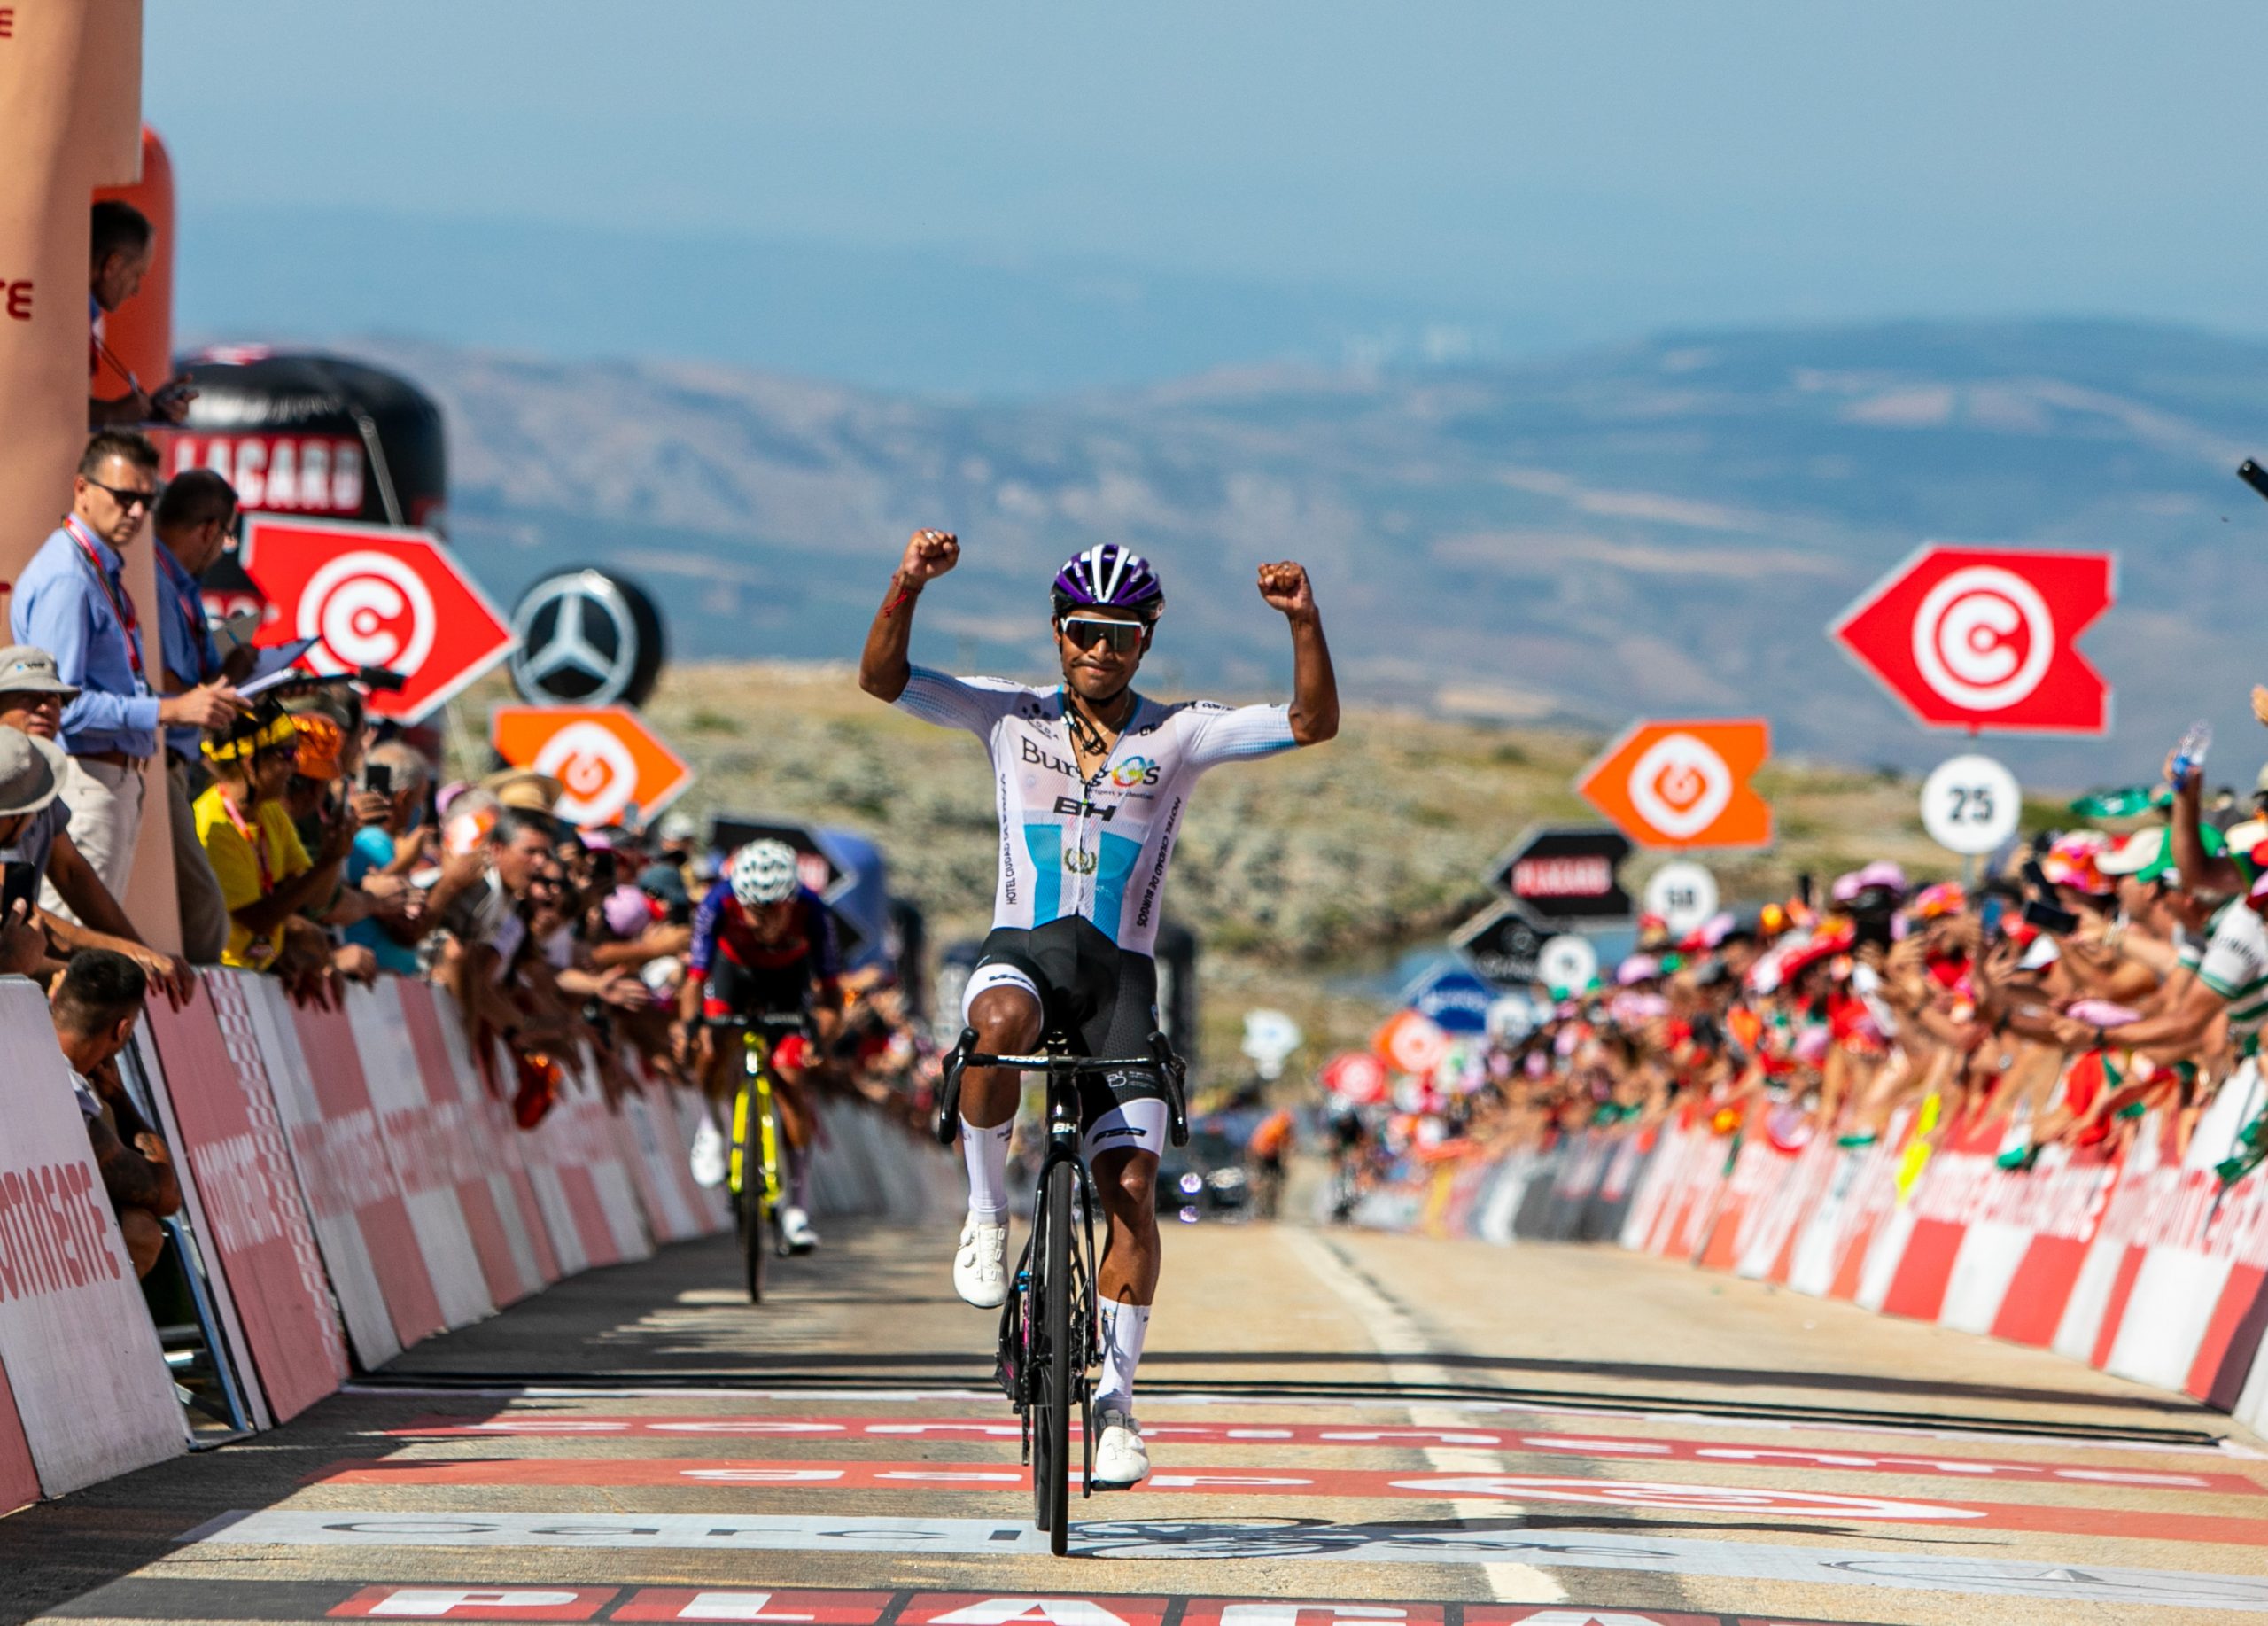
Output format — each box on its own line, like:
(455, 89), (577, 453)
(729, 839), (801, 907)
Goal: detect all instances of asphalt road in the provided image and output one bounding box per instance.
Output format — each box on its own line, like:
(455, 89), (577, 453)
(5, 1213), (2267, 1626)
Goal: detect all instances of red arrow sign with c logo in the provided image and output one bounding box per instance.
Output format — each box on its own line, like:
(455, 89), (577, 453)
(1830, 545), (2115, 735)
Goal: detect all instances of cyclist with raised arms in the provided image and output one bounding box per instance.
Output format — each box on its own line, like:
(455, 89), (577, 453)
(680, 839), (841, 1252)
(858, 529), (1337, 1487)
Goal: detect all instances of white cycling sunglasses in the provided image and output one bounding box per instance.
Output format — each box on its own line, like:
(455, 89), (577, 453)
(1059, 615), (1146, 653)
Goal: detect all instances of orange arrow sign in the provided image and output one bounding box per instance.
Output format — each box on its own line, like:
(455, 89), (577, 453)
(491, 704), (694, 829)
(1577, 718), (1772, 851)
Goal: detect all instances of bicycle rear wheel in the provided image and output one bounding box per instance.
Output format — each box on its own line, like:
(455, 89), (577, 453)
(1034, 1157), (1074, 1553)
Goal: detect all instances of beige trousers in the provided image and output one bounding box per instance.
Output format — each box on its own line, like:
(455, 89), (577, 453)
(42, 753), (145, 922)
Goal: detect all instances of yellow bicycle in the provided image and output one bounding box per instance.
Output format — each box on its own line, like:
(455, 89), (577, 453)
(729, 1014), (807, 1303)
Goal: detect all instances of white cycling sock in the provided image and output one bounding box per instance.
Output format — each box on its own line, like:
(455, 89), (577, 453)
(962, 1119), (1013, 1223)
(1095, 1298), (1150, 1415)
(784, 1140), (812, 1209)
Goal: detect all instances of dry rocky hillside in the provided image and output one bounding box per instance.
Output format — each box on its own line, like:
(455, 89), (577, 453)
(376, 317), (2268, 789)
(466, 662), (2072, 1077)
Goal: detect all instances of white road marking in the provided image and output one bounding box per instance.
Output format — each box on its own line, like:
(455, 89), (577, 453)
(179, 1509), (2268, 1611)
(1278, 1227), (1565, 1605)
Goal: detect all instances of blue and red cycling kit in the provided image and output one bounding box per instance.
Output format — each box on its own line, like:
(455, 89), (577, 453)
(690, 883), (842, 1034)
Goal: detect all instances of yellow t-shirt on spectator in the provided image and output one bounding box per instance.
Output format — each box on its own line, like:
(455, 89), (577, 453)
(193, 784), (311, 969)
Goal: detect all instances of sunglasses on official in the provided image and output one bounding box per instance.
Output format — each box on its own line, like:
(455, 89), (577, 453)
(84, 478), (160, 513)
(1058, 615), (1147, 654)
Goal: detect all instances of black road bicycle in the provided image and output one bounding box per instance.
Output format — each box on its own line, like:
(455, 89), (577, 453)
(935, 1025), (1186, 1556)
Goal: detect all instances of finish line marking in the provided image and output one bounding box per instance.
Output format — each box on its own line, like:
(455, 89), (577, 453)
(307, 1455), (2268, 1546)
(177, 1510), (2268, 1613)
(340, 1385), (2256, 1459)
(384, 1414), (2259, 1494)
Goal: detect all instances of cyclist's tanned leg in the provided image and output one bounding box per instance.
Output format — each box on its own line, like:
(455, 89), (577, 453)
(774, 1070), (817, 1218)
(963, 984), (1042, 1130)
(1091, 1140), (1160, 1437)
(1091, 1145), (1161, 1306)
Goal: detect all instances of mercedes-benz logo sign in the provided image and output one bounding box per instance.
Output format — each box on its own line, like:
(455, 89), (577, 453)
(508, 568), (664, 706)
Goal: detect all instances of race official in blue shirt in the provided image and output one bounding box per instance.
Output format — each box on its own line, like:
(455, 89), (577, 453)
(151, 468), (248, 963)
(11, 432), (243, 924)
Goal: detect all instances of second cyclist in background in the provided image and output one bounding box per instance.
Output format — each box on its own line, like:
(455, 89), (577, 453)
(679, 839), (841, 1252)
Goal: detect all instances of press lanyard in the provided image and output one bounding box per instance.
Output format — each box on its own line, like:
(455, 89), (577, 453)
(62, 516), (144, 681)
(218, 790), (273, 894)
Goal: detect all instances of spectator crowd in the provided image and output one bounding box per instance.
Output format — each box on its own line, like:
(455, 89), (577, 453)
(1325, 735), (2268, 1212)
(3, 202), (939, 1288)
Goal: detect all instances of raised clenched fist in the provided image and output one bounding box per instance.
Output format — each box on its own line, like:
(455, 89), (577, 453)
(900, 528), (961, 585)
(1255, 561), (1316, 619)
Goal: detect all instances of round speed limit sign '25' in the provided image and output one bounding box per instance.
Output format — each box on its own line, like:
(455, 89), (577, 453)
(1922, 753), (2021, 856)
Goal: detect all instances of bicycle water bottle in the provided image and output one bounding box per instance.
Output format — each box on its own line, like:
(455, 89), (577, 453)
(2172, 720), (2213, 787)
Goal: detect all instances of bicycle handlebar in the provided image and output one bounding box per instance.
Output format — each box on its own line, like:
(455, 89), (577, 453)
(934, 1026), (1190, 1150)
(953, 1051), (1169, 1073)
(727, 1011), (813, 1034)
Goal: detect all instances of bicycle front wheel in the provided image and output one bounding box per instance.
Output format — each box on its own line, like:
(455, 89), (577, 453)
(732, 1072), (770, 1304)
(740, 1180), (766, 1303)
(1035, 1157), (1075, 1553)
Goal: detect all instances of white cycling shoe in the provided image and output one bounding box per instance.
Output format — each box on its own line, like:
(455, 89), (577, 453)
(1091, 1408), (1149, 1489)
(688, 1119), (728, 1189)
(779, 1206), (819, 1254)
(953, 1217), (1009, 1309)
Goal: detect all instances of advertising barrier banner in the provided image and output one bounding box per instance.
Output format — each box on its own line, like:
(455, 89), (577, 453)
(411, 982), (561, 1296)
(0, 981), (184, 1495)
(343, 982), (496, 1331)
(257, 979), (441, 1363)
(517, 1057), (653, 1275)
(144, 979), (350, 1422)
(128, 1021), (273, 1434)
(614, 1068), (725, 1245)
(1358, 1074), (2268, 1432)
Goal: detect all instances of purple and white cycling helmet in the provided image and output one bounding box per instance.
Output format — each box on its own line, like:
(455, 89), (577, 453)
(1051, 544), (1163, 622)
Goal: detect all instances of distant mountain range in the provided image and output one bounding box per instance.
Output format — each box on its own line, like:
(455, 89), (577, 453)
(338, 319), (2268, 786)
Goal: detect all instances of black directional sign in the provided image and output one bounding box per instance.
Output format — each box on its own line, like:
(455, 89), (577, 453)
(1452, 901), (1553, 991)
(1487, 825), (1634, 923)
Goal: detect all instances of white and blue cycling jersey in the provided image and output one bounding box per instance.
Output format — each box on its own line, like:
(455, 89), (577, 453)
(895, 666), (1298, 958)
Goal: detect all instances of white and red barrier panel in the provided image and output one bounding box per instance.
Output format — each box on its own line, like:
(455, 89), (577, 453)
(615, 1065), (728, 1245)
(1362, 1066), (2268, 1429)
(0, 979), (184, 1494)
(344, 982), (498, 1331)
(0, 955), (945, 1510)
(128, 1018), (276, 1434)
(415, 983), (563, 1295)
(252, 976), (442, 1364)
(515, 1054), (653, 1275)
(143, 979), (351, 1423)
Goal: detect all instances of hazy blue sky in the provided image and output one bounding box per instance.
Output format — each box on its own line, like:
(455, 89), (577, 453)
(147, 2), (2268, 390)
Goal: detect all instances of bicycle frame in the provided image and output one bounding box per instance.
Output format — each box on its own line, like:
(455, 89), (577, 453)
(729, 1031), (788, 1204)
(726, 1014), (810, 1302)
